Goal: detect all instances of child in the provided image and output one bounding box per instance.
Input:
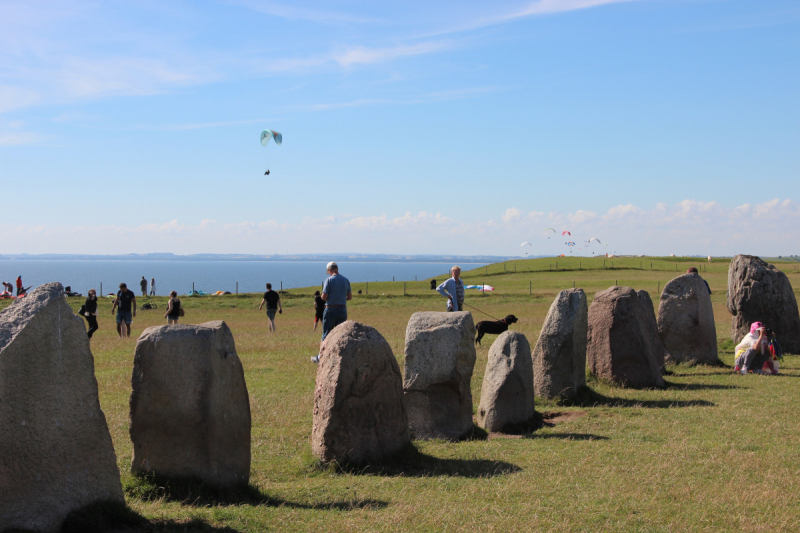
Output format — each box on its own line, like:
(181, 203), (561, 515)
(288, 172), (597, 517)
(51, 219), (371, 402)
(313, 290), (325, 331)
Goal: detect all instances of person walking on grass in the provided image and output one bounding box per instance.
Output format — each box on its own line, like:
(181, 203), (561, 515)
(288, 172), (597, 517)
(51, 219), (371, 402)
(437, 265), (465, 312)
(111, 282), (136, 338)
(164, 291), (181, 325)
(140, 276), (147, 297)
(150, 277), (156, 296)
(83, 289), (99, 338)
(259, 283), (282, 333)
(311, 261), (351, 364)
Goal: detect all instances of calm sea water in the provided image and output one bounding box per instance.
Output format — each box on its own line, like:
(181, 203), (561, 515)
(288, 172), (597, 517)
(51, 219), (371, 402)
(0, 260), (486, 296)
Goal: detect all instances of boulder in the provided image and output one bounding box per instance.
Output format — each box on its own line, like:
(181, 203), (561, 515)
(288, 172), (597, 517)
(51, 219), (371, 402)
(312, 321), (409, 463)
(130, 321), (250, 486)
(0, 283), (123, 533)
(587, 286), (666, 389)
(477, 331), (535, 431)
(727, 255), (800, 353)
(403, 311), (477, 440)
(532, 289), (588, 399)
(657, 273), (719, 364)
(638, 290), (671, 368)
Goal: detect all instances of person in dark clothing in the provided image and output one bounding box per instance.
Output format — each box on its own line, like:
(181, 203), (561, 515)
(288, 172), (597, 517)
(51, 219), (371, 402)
(258, 283), (282, 333)
(687, 267), (712, 294)
(111, 283), (136, 338)
(16, 276), (23, 296)
(140, 277), (148, 297)
(313, 290), (325, 331)
(2, 281), (13, 294)
(83, 289), (99, 338)
(164, 291), (181, 324)
(430, 279), (437, 290)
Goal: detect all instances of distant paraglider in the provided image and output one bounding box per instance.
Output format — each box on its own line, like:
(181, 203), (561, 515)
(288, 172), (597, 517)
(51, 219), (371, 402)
(521, 242), (532, 247)
(562, 230), (571, 236)
(544, 228), (556, 239)
(260, 129), (282, 175)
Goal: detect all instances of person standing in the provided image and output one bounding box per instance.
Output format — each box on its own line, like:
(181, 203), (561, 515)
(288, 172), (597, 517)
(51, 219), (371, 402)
(150, 277), (156, 296)
(311, 261), (351, 364)
(687, 267), (711, 294)
(436, 265), (465, 312)
(312, 290), (324, 331)
(258, 283), (282, 333)
(83, 289), (99, 338)
(16, 275), (23, 296)
(140, 276), (148, 297)
(111, 283), (136, 338)
(164, 291), (181, 325)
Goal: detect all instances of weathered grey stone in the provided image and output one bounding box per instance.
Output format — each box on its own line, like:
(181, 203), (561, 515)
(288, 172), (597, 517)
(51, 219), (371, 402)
(130, 321), (251, 486)
(638, 290), (671, 369)
(727, 255), (800, 353)
(657, 273), (719, 364)
(532, 289), (588, 399)
(312, 321), (409, 463)
(403, 311), (476, 440)
(587, 286), (666, 389)
(477, 331), (534, 432)
(0, 283), (123, 533)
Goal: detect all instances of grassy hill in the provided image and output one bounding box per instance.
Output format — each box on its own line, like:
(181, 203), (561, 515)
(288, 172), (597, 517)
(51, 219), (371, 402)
(4, 256), (800, 532)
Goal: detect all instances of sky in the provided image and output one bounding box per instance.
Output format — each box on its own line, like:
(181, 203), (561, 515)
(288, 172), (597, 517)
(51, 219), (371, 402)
(1, 0), (798, 257)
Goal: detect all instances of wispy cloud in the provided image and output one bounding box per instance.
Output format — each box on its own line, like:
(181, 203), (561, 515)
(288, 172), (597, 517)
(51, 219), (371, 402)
(0, 131), (47, 146)
(335, 41), (453, 67)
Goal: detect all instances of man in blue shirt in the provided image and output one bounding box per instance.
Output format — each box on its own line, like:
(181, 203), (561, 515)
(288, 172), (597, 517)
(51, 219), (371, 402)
(311, 261), (352, 364)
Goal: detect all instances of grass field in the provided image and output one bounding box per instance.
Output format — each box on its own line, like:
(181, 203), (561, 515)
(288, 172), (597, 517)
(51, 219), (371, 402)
(6, 256), (800, 532)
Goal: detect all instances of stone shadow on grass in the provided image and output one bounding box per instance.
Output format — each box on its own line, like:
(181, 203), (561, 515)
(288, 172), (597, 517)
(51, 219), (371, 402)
(125, 473), (387, 511)
(527, 432), (609, 441)
(667, 382), (746, 391)
(60, 500), (241, 533)
(565, 386), (715, 409)
(328, 442), (521, 478)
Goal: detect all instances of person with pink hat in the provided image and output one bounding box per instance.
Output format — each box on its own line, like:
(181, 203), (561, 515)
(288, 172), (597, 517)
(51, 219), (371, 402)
(733, 321), (770, 375)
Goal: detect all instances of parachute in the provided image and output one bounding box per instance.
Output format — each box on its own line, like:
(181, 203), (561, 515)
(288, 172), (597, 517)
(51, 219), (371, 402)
(589, 237), (601, 244)
(260, 129), (282, 175)
(521, 242), (532, 247)
(565, 241), (576, 246)
(562, 230), (571, 236)
(545, 227), (556, 239)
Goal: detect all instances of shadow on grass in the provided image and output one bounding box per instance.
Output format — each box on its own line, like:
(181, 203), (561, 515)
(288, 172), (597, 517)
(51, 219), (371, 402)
(667, 382), (746, 391)
(527, 432), (609, 441)
(323, 442), (521, 478)
(565, 386), (715, 409)
(60, 500), (241, 533)
(125, 473), (387, 511)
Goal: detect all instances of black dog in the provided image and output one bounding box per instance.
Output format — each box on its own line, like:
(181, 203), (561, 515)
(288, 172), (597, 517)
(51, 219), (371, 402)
(475, 314), (518, 345)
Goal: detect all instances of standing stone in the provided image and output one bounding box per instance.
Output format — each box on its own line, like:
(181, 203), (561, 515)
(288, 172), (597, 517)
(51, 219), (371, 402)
(727, 255), (800, 353)
(312, 321), (409, 463)
(478, 331), (534, 432)
(587, 286), (666, 389)
(638, 290), (671, 369)
(0, 283), (123, 533)
(532, 289), (588, 399)
(657, 273), (719, 364)
(130, 321), (250, 486)
(403, 312), (476, 440)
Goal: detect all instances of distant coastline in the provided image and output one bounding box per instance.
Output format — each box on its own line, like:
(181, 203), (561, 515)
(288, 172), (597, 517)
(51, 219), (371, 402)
(0, 253), (523, 263)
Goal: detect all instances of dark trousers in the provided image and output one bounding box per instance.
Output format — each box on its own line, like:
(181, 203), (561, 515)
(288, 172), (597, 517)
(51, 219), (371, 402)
(86, 315), (99, 338)
(16, 286), (22, 296)
(321, 306), (347, 341)
(736, 348), (768, 371)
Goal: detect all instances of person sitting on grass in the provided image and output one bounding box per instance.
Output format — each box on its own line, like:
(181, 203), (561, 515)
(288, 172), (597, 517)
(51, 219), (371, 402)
(734, 322), (770, 375)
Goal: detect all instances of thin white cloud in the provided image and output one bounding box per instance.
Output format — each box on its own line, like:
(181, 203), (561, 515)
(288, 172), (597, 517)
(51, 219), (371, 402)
(335, 41), (452, 67)
(0, 131), (47, 146)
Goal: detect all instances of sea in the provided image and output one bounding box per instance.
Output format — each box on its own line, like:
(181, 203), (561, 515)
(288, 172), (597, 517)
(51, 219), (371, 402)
(0, 260), (487, 296)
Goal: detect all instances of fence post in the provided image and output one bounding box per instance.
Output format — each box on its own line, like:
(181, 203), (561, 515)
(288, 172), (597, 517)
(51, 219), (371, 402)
(580, 261), (581, 270)
(366, 282), (369, 295)
(657, 281), (660, 294)
(393, 276), (395, 282)
(236, 282), (238, 295)
(573, 280), (575, 288)
(100, 283), (102, 297)
(193, 282), (195, 293)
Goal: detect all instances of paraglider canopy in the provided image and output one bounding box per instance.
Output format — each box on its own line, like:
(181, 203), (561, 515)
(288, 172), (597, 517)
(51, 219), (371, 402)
(589, 237), (601, 244)
(562, 230), (571, 236)
(260, 129), (282, 146)
(521, 242), (532, 247)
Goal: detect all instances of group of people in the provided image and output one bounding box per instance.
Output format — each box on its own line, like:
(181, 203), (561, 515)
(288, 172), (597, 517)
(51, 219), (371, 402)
(79, 282), (182, 339)
(734, 321), (783, 375)
(140, 276), (156, 296)
(1, 276), (27, 297)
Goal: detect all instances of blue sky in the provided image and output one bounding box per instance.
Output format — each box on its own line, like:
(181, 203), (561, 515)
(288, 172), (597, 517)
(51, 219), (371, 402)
(1, 0), (798, 256)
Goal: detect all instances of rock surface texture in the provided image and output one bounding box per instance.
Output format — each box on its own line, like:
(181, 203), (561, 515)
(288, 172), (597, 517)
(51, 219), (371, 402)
(403, 312), (477, 440)
(587, 286), (666, 389)
(130, 321), (251, 486)
(0, 283), (123, 533)
(532, 289), (588, 399)
(478, 331), (534, 432)
(312, 321), (409, 463)
(638, 290), (671, 368)
(658, 273), (719, 364)
(727, 255), (800, 353)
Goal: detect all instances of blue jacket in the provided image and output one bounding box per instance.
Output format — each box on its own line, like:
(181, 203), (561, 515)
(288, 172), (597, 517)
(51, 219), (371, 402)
(436, 277), (464, 311)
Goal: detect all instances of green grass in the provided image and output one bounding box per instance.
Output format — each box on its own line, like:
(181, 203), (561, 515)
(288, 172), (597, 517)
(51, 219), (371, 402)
(4, 256), (800, 532)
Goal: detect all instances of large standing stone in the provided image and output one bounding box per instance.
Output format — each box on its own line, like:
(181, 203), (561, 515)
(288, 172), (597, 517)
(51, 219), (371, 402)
(638, 290), (671, 368)
(587, 286), (666, 389)
(0, 283), (123, 533)
(312, 321), (409, 463)
(727, 255), (800, 353)
(657, 273), (719, 364)
(477, 331), (534, 431)
(130, 321), (250, 486)
(532, 289), (588, 399)
(403, 312), (477, 440)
